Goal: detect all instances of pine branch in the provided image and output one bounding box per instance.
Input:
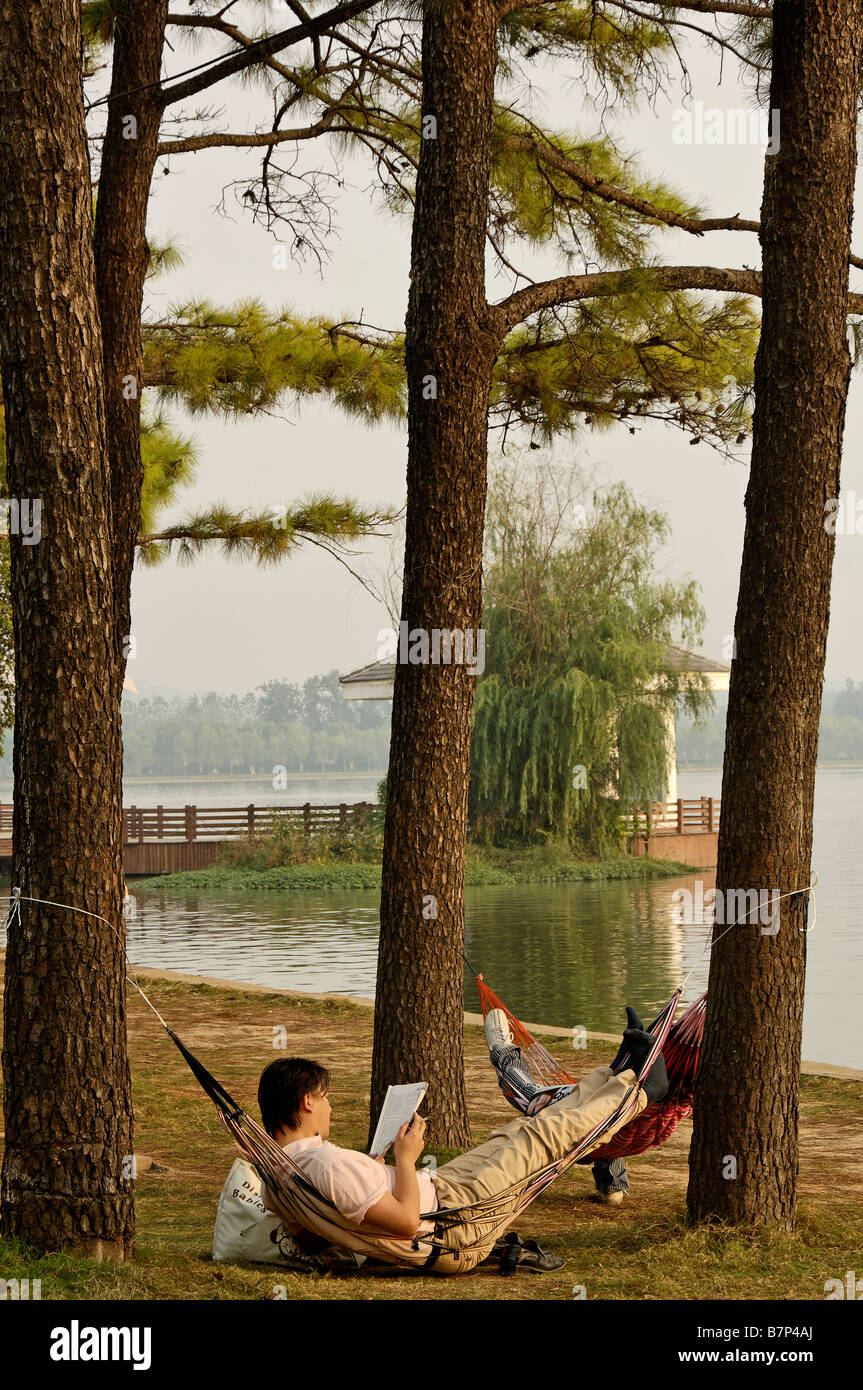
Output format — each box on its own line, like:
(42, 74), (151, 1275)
(157, 110), (349, 155)
(140, 411), (198, 535)
(603, 0), (769, 70)
(491, 287), (759, 452)
(497, 123), (863, 271)
(498, 0), (771, 14)
(493, 266), (768, 332)
(135, 496), (398, 568)
(157, 0), (379, 109)
(141, 300), (406, 421)
(500, 125), (759, 238)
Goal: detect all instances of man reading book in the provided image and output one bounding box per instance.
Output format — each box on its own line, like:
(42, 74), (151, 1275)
(256, 1008), (667, 1271)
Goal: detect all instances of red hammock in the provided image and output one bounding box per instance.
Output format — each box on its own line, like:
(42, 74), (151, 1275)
(475, 976), (705, 1161)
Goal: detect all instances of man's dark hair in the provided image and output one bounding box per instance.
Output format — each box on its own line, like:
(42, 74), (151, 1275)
(258, 1057), (330, 1136)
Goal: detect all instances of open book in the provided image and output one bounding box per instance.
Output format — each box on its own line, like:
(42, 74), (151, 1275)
(368, 1082), (429, 1159)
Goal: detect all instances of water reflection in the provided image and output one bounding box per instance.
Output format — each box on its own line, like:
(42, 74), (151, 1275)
(126, 889), (382, 998)
(0, 763), (860, 1068)
(117, 876), (713, 1037)
(114, 866), (857, 1068)
(463, 879), (712, 1034)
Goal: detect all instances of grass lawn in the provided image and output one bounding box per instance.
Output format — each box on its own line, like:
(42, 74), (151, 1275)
(1, 969), (860, 1301)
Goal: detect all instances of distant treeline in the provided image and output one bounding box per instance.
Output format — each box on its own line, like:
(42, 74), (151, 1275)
(0, 670), (391, 780)
(2, 673), (862, 782)
(677, 682), (863, 765)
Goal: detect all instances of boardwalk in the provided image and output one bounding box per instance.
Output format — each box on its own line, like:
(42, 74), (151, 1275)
(121, 801), (377, 873)
(0, 801), (377, 873)
(0, 798), (720, 873)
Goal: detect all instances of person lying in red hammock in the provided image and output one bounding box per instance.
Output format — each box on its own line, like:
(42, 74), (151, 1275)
(256, 1009), (667, 1274)
(484, 1004), (651, 1208)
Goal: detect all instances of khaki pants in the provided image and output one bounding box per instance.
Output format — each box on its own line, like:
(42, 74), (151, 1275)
(427, 1065), (646, 1274)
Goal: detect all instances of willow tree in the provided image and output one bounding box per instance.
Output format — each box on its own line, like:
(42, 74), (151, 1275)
(470, 466), (710, 853)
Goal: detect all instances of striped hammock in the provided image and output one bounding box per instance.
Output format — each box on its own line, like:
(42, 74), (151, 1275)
(167, 985), (683, 1264)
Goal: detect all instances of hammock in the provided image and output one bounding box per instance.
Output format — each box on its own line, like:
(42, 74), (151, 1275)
(165, 986), (682, 1269)
(475, 975), (706, 1161)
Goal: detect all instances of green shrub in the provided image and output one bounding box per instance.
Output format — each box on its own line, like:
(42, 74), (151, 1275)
(219, 805), (384, 870)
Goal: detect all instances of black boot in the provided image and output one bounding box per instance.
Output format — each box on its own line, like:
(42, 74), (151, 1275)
(610, 1007), (668, 1103)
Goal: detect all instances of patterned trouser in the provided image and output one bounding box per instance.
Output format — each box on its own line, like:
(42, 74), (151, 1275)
(490, 1062), (631, 1195)
(590, 1156), (629, 1193)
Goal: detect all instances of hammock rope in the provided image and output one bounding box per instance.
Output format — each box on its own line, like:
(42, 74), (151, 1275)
(0, 887), (676, 1256)
(213, 988), (681, 1257)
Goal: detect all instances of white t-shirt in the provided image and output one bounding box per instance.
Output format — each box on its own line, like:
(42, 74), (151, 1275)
(283, 1135), (438, 1231)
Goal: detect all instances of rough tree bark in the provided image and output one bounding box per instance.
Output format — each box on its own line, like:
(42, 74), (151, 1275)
(370, 0), (501, 1147)
(93, 0), (169, 657)
(0, 0), (134, 1256)
(687, 0), (863, 1228)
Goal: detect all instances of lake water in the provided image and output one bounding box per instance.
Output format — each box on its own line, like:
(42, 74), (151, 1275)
(2, 767), (860, 1068)
(0, 773), (384, 810)
(115, 766), (860, 1070)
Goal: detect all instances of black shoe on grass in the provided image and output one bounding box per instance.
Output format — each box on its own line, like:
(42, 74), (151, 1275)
(497, 1233), (566, 1275)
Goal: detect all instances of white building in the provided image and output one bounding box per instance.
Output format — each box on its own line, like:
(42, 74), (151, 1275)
(338, 643), (730, 802)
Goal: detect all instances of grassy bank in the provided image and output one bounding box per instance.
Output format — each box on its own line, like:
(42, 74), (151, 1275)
(0, 969), (860, 1301)
(133, 845), (695, 894)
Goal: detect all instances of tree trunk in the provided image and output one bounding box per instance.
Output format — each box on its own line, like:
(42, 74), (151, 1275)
(93, 0), (169, 653)
(687, 0), (862, 1228)
(370, 0), (500, 1147)
(0, 1), (134, 1256)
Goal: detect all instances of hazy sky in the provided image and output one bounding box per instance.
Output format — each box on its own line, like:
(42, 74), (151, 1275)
(128, 15), (863, 696)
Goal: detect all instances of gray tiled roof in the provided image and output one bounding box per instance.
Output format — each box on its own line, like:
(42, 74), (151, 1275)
(339, 659), (397, 684)
(660, 643), (731, 674)
(339, 643), (729, 685)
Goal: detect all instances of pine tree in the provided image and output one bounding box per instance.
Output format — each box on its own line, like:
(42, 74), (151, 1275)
(687, 0), (863, 1229)
(0, 0), (133, 1258)
(373, 0), (765, 1147)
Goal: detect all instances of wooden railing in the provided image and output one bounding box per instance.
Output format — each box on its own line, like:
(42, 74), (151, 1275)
(0, 797), (717, 845)
(622, 797), (721, 835)
(120, 802), (378, 843)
